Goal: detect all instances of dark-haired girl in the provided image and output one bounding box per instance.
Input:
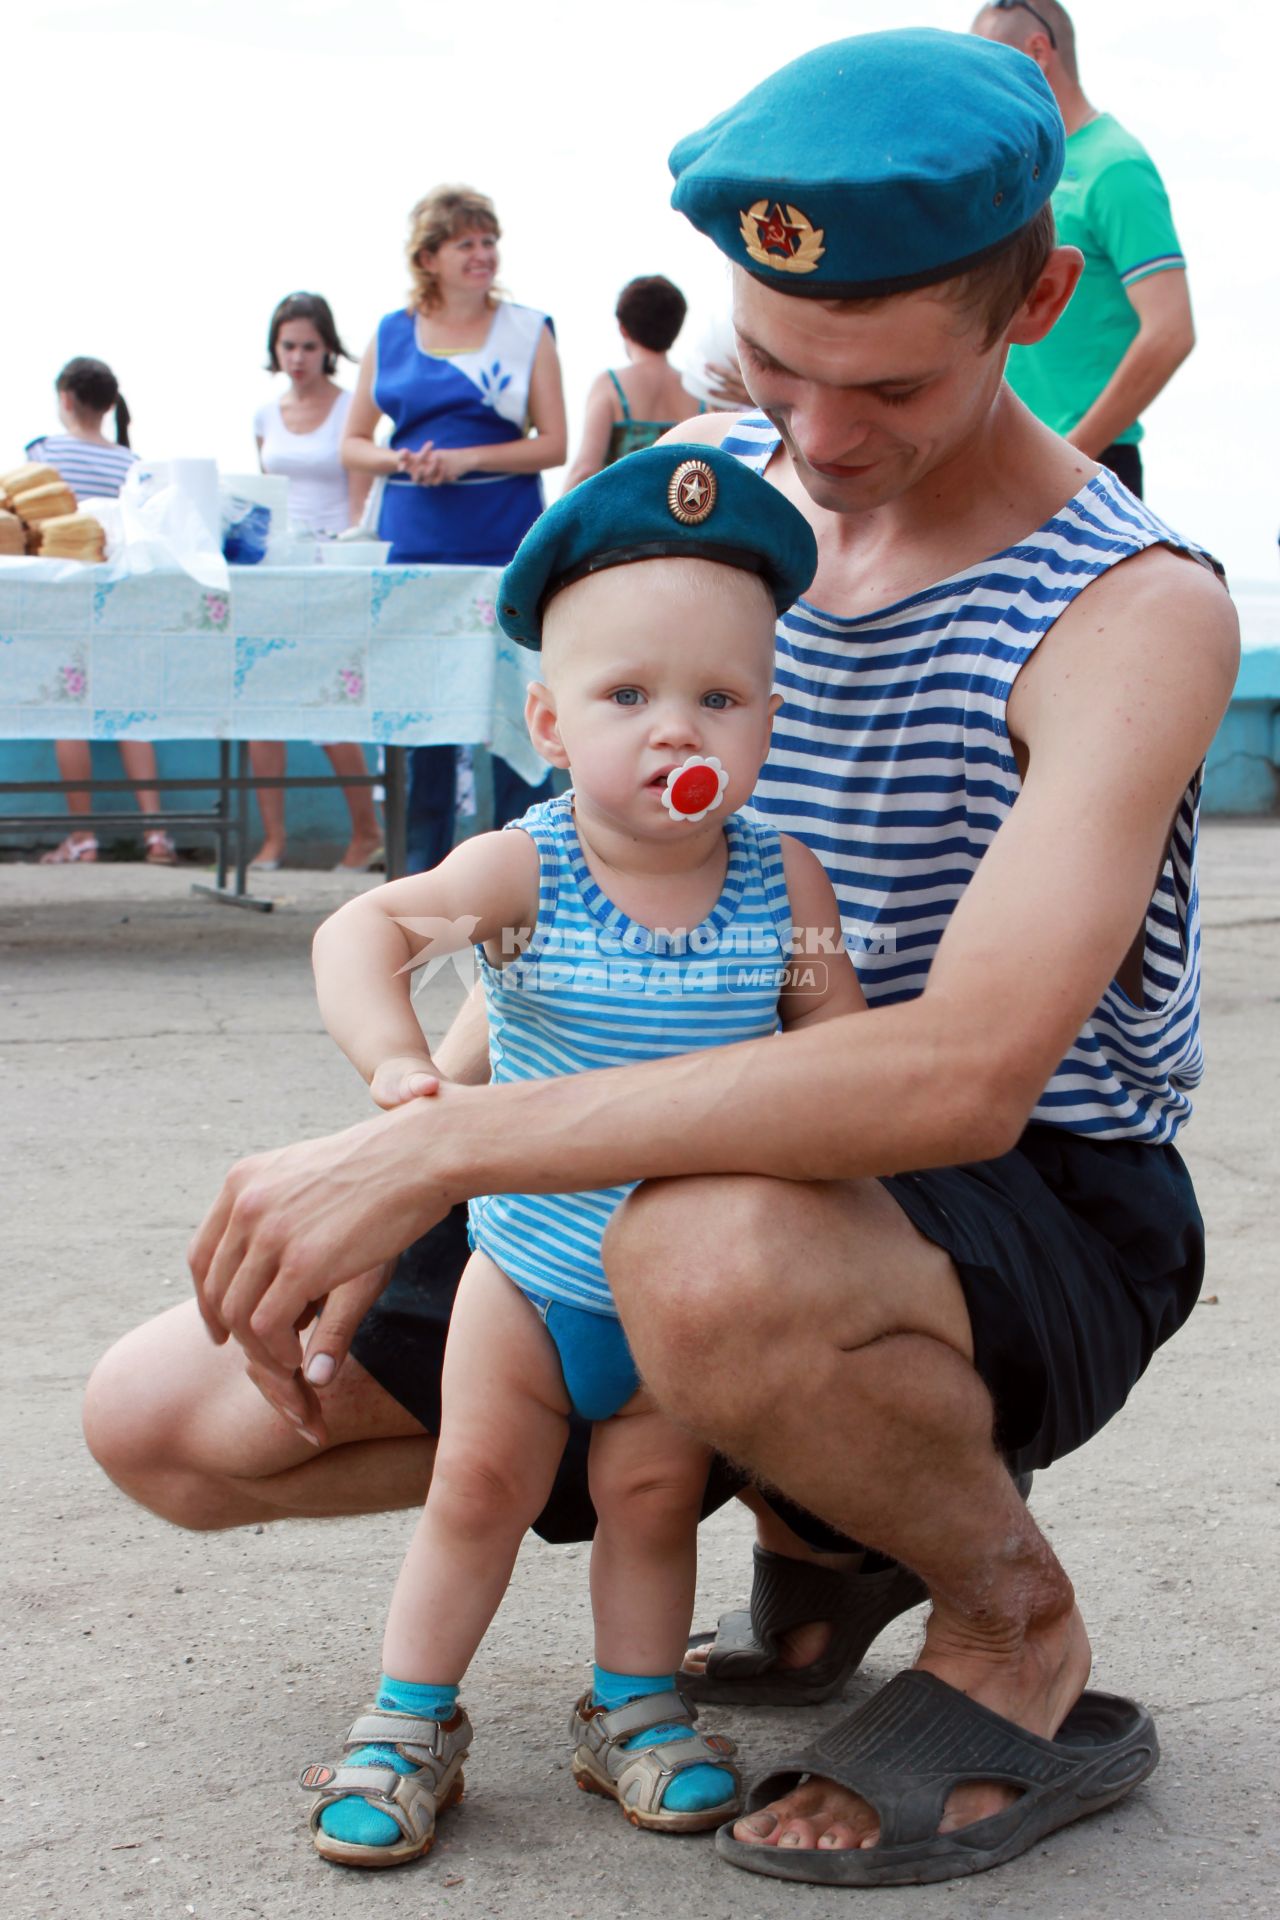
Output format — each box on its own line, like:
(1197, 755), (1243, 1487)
(562, 277), (703, 489)
(29, 359), (177, 866)
(254, 293), (370, 540)
(249, 293), (380, 871)
(28, 356), (137, 502)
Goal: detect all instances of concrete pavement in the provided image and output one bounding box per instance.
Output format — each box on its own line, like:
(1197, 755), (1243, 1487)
(2, 822), (1277, 1919)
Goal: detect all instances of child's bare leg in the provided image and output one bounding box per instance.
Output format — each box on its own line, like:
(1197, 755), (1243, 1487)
(383, 1251), (570, 1678)
(584, 1401), (737, 1816)
(589, 1396), (708, 1674)
(318, 1252), (569, 1850)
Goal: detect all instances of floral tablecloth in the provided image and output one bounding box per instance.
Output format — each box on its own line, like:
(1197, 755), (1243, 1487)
(0, 560), (547, 785)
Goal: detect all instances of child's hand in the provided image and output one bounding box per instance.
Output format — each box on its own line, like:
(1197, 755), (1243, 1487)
(370, 1054), (443, 1109)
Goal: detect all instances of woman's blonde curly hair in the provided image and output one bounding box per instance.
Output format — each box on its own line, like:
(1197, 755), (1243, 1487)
(406, 186), (501, 313)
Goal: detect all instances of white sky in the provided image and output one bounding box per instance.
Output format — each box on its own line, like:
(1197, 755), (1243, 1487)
(6, 0), (1277, 582)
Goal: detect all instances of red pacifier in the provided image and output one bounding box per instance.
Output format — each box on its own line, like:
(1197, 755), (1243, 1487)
(661, 755), (729, 823)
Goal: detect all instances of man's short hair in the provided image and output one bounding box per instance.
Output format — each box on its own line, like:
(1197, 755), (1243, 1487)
(827, 201), (1057, 348)
(615, 276), (688, 353)
(945, 200), (1058, 344)
(979, 2), (1079, 84)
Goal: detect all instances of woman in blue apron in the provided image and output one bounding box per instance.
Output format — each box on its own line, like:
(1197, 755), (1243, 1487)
(343, 187), (567, 870)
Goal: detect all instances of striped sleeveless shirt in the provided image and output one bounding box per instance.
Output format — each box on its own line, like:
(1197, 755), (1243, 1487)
(469, 791), (793, 1314)
(724, 413), (1206, 1144)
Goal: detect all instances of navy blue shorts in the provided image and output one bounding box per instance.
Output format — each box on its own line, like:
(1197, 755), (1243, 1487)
(350, 1123), (1204, 1547)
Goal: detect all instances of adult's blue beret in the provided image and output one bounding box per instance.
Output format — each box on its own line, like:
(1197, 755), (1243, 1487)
(669, 27), (1064, 298)
(497, 443), (818, 651)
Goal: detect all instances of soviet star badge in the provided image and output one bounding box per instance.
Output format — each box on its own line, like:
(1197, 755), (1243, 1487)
(738, 199), (826, 276)
(667, 458), (718, 525)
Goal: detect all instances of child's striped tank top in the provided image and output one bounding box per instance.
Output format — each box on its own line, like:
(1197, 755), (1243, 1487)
(469, 791), (792, 1314)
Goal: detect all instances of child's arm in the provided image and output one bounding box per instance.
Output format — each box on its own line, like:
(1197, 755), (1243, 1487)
(311, 830), (540, 1105)
(776, 833), (868, 1032)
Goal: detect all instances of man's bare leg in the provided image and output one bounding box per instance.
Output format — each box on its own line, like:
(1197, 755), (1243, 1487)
(605, 1172), (1090, 1850)
(83, 1300), (434, 1531)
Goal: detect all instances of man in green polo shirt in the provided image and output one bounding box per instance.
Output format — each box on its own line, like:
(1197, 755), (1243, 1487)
(973, 1), (1194, 497)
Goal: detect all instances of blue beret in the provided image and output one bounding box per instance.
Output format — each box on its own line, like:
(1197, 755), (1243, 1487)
(497, 443), (817, 651)
(669, 28), (1064, 298)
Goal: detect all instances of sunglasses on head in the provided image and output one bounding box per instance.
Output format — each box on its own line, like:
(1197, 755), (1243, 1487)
(991, 0), (1058, 50)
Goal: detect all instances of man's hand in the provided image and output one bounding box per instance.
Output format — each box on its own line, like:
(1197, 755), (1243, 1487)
(703, 355), (751, 411)
(241, 1265), (393, 1445)
(370, 1053), (442, 1110)
(188, 1099), (456, 1374)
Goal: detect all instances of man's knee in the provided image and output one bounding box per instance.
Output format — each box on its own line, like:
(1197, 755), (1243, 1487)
(83, 1316), (237, 1531)
(605, 1174), (848, 1411)
(606, 1174), (953, 1444)
(607, 1174), (783, 1321)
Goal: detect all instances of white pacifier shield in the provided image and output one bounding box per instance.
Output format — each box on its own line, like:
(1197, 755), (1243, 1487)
(661, 755), (729, 823)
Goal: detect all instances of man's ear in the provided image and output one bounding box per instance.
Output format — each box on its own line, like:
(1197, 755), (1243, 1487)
(525, 681), (570, 769)
(1006, 246), (1084, 348)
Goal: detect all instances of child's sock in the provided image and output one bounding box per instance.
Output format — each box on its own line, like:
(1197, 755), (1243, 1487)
(591, 1665), (734, 1814)
(316, 1674), (459, 1848)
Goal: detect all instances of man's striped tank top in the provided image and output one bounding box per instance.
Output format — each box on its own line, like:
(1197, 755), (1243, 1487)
(469, 791), (793, 1315)
(723, 413), (1206, 1144)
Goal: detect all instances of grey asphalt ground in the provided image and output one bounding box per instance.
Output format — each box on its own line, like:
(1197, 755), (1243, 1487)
(2, 822), (1277, 1920)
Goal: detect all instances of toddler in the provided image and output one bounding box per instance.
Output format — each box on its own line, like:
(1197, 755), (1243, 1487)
(303, 443), (866, 1865)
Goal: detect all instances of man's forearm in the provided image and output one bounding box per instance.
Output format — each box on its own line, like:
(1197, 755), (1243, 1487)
(425, 996), (1017, 1208)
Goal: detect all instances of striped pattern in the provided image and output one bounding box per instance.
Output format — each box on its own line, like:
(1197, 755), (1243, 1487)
(724, 413), (1204, 1144)
(1121, 252), (1186, 287)
(469, 793), (792, 1313)
(24, 434), (138, 502)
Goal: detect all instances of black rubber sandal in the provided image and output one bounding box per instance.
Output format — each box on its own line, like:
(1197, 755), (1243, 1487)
(714, 1668), (1158, 1887)
(681, 1546), (928, 1707)
(682, 1474), (1033, 1708)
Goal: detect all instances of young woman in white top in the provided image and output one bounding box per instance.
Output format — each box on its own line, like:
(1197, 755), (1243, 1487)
(32, 358), (177, 867)
(249, 294), (380, 871)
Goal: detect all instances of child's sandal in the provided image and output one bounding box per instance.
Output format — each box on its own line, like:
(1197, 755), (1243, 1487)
(301, 1704), (472, 1867)
(569, 1689), (741, 1833)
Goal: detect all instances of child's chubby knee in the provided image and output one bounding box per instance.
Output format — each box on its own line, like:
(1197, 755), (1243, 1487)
(428, 1445), (547, 1533)
(589, 1455), (709, 1538)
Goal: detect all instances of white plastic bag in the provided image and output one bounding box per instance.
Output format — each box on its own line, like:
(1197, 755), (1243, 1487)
(116, 460), (229, 589)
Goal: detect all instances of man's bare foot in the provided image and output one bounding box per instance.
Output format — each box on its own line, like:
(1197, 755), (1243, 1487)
(682, 1616), (834, 1679)
(731, 1595), (1092, 1852)
(681, 1511), (855, 1680)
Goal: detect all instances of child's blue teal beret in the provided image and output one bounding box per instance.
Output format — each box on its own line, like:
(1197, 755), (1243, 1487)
(497, 443), (818, 650)
(669, 28), (1064, 298)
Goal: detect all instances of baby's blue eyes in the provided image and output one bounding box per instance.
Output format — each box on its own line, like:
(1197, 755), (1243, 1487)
(607, 689), (735, 709)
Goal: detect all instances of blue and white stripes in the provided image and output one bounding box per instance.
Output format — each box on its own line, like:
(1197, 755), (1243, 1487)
(1120, 252), (1185, 288)
(724, 413), (1205, 1144)
(469, 793), (793, 1313)
(24, 434), (137, 502)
